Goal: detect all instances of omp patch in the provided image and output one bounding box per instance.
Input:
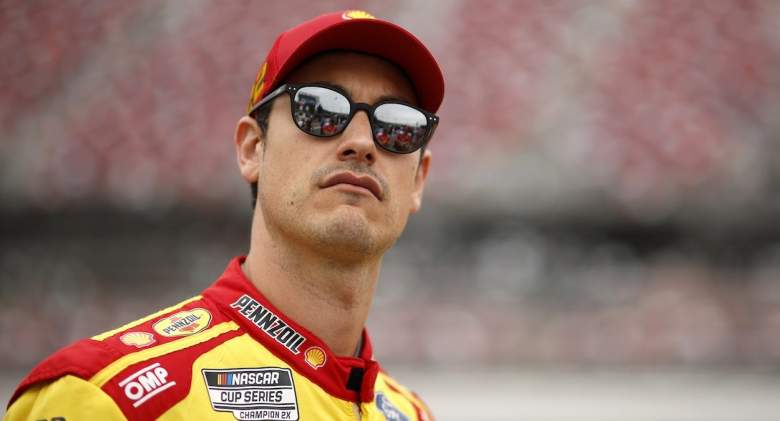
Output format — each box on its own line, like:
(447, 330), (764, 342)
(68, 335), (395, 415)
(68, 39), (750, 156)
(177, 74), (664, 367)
(202, 368), (299, 421)
(376, 393), (409, 421)
(153, 308), (211, 337)
(119, 362), (176, 408)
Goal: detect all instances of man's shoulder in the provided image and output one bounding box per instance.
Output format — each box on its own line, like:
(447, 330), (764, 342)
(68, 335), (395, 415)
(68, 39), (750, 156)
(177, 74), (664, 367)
(375, 370), (435, 421)
(8, 293), (240, 408)
(4, 374), (127, 420)
(9, 336), (117, 405)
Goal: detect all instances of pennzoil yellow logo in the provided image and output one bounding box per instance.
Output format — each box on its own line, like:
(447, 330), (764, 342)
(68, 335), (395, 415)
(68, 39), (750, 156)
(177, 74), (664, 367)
(342, 10), (375, 20)
(153, 308), (212, 337)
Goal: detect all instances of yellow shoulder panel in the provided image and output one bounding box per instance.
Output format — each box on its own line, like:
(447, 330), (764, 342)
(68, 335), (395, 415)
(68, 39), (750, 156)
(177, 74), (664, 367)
(90, 321), (239, 387)
(92, 296), (203, 341)
(4, 375), (126, 421)
(376, 372), (433, 419)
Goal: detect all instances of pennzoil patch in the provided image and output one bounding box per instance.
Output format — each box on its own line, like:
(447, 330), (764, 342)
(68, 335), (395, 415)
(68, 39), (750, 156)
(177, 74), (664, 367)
(153, 308), (212, 337)
(230, 295), (306, 354)
(202, 368), (299, 421)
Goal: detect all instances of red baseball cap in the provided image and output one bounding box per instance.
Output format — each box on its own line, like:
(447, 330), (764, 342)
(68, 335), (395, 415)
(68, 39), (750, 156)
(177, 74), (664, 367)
(247, 10), (445, 114)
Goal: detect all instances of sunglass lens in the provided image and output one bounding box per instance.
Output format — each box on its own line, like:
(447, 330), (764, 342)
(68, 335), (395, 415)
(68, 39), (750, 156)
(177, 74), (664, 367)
(293, 87), (351, 136)
(373, 103), (429, 153)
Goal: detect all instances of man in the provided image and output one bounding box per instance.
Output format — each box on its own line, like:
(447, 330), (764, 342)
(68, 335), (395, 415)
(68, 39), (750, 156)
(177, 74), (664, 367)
(5, 9), (443, 421)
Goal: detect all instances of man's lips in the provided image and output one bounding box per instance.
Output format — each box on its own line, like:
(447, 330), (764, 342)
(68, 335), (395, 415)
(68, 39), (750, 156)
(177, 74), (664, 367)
(319, 171), (383, 200)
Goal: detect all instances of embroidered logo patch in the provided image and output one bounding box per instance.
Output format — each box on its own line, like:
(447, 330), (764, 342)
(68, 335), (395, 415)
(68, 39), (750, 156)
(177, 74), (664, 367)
(120, 362), (176, 408)
(376, 393), (409, 421)
(153, 308), (212, 337)
(342, 10), (375, 20)
(120, 331), (155, 348)
(304, 346), (326, 369)
(248, 62), (268, 112)
(202, 368), (299, 421)
(230, 295), (306, 354)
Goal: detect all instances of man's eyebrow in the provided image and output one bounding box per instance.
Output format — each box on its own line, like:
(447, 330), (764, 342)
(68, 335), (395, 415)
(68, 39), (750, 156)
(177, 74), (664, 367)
(311, 81), (350, 95)
(376, 94), (411, 104)
(311, 81), (413, 104)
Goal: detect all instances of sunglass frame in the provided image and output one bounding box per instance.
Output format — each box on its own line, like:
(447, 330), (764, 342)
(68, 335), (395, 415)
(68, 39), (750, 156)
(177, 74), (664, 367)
(248, 83), (439, 154)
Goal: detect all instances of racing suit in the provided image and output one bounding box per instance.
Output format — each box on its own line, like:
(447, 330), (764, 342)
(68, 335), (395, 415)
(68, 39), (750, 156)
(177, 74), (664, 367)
(5, 257), (432, 421)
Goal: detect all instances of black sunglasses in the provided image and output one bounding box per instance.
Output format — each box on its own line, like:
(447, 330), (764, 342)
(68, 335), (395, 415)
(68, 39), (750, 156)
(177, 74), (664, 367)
(249, 83), (439, 154)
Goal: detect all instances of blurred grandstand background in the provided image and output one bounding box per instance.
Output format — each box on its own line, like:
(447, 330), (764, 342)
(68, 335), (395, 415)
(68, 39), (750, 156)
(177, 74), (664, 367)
(3, 0), (780, 418)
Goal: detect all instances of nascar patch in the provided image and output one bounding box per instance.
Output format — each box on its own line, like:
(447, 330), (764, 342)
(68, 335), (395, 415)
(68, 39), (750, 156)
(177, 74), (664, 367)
(202, 368), (299, 421)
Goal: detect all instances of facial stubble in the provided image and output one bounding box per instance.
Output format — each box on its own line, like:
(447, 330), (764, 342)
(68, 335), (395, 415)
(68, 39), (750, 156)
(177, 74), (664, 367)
(257, 160), (400, 262)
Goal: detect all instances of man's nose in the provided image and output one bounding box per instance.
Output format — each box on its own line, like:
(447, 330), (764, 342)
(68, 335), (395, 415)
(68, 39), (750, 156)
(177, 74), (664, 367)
(335, 111), (376, 165)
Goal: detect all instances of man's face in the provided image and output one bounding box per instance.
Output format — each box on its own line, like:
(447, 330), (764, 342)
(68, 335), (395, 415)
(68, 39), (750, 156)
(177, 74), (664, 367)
(237, 52), (432, 261)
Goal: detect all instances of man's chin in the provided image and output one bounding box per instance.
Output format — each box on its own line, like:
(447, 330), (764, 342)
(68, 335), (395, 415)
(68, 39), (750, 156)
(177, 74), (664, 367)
(312, 210), (388, 257)
(323, 208), (372, 238)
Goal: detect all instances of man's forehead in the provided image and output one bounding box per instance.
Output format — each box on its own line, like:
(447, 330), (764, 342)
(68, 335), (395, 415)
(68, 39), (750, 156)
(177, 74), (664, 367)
(283, 51), (419, 105)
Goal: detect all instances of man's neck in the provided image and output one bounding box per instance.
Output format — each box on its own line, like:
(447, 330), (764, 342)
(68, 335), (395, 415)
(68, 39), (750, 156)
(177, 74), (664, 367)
(242, 227), (381, 357)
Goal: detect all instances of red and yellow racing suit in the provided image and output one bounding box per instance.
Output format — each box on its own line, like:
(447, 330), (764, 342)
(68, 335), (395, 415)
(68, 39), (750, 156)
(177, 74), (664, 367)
(5, 257), (432, 421)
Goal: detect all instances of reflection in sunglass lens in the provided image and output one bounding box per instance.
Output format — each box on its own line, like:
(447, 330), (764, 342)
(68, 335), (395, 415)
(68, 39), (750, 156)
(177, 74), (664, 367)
(293, 87), (351, 136)
(287, 85), (432, 154)
(373, 103), (428, 153)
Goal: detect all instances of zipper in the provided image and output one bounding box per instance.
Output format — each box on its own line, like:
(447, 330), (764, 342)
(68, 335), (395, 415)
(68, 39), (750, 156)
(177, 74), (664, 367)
(353, 402), (362, 420)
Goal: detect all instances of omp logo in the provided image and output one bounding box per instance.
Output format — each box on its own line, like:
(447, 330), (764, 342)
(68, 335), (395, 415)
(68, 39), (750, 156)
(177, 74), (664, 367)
(119, 362), (176, 408)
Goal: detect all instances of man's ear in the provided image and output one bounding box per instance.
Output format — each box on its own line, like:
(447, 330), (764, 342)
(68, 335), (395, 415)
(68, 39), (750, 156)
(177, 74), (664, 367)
(235, 116), (263, 183)
(410, 149), (432, 214)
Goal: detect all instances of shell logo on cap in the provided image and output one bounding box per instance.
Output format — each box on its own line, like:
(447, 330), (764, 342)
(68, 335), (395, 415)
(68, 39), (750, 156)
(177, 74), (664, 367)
(304, 346), (327, 369)
(120, 331), (156, 348)
(247, 62), (268, 112)
(342, 10), (375, 20)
